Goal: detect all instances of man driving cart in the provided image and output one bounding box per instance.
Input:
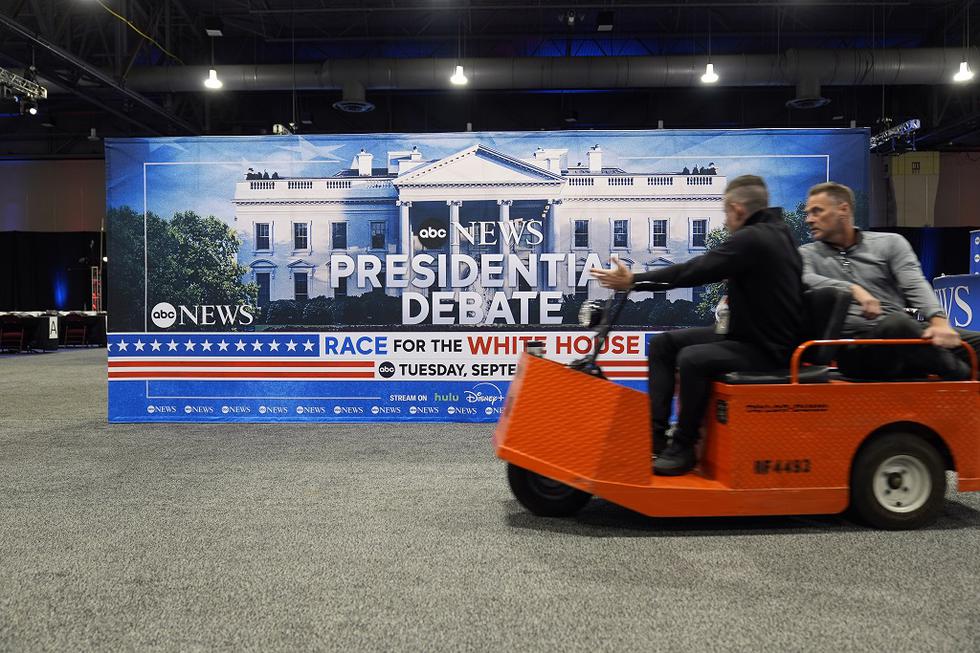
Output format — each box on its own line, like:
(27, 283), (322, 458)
(592, 175), (804, 476)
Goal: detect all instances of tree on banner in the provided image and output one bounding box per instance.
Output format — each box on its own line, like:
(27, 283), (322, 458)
(107, 206), (256, 331)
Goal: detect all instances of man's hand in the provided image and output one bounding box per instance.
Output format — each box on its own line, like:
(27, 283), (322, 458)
(591, 255), (634, 290)
(923, 318), (961, 349)
(851, 284), (882, 319)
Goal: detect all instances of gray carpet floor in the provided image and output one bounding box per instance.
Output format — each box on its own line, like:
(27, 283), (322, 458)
(1, 348), (978, 652)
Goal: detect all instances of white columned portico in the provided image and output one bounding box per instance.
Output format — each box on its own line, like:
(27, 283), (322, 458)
(546, 199), (561, 252)
(397, 200), (413, 294)
(397, 200), (412, 252)
(497, 199), (512, 298)
(546, 199), (563, 291)
(447, 199), (462, 299)
(447, 200), (462, 255)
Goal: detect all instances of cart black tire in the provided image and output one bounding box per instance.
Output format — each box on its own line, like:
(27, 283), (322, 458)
(507, 464), (591, 517)
(849, 433), (946, 530)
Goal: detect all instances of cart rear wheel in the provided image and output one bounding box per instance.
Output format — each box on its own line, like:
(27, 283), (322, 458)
(507, 464), (591, 517)
(850, 433), (945, 530)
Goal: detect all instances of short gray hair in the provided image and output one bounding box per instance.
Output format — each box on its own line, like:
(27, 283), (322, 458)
(724, 175), (769, 216)
(808, 182), (855, 213)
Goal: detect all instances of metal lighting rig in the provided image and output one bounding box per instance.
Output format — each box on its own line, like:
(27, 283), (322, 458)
(0, 66), (48, 114)
(870, 119), (921, 151)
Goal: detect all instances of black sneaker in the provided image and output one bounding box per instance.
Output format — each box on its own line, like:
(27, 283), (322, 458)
(654, 442), (697, 476)
(652, 424), (676, 457)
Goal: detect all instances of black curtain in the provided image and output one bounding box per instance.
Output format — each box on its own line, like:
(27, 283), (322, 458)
(0, 231), (106, 311)
(871, 227), (976, 281)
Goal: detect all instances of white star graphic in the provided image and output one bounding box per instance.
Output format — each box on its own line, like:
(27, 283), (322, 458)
(117, 339), (129, 352)
(268, 339), (280, 352)
(134, 339), (145, 352)
(184, 340), (197, 351)
(286, 340), (297, 352)
(150, 340), (162, 352)
(303, 340), (315, 351)
(167, 340), (179, 351)
(251, 340), (264, 351)
(218, 340), (229, 352)
(235, 340), (246, 351)
(106, 343), (113, 352)
(201, 340), (213, 351)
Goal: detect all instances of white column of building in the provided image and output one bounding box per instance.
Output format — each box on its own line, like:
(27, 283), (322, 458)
(497, 199), (512, 298)
(448, 200), (462, 299)
(397, 200), (412, 295)
(547, 199), (566, 292)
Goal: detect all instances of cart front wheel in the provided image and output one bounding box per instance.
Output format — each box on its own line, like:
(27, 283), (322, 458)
(507, 464), (592, 517)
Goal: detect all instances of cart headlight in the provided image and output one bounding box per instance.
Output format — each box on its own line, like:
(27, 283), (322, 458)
(578, 300), (604, 329)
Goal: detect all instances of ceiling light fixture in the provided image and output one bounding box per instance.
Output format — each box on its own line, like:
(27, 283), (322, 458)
(203, 16), (224, 38)
(204, 28), (222, 90)
(953, 3), (974, 83)
(204, 68), (223, 89)
(450, 64), (469, 86)
(701, 63), (719, 84)
(700, 14), (718, 84)
(596, 10), (614, 32)
(953, 60), (974, 83)
(450, 16), (469, 86)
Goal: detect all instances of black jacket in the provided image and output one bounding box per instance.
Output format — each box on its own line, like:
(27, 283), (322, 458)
(633, 207), (804, 362)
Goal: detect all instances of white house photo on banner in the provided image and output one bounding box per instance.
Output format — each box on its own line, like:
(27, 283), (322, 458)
(233, 143), (725, 308)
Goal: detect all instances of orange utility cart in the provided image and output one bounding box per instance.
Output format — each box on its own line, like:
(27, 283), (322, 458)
(495, 340), (980, 530)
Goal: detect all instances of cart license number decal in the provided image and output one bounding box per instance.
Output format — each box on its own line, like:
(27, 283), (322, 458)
(745, 404), (828, 413)
(753, 459), (811, 474)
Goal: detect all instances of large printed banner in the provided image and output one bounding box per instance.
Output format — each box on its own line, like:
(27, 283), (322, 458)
(106, 129), (869, 422)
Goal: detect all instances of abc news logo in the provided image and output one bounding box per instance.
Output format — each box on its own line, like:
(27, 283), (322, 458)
(416, 219), (449, 249)
(378, 361), (396, 379)
(221, 405), (251, 414)
(447, 406), (478, 416)
(371, 406), (402, 415)
(258, 406), (289, 415)
(146, 405), (176, 414)
(150, 302), (255, 329)
(297, 406), (328, 415)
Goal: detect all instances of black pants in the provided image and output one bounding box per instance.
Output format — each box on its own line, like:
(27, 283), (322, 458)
(839, 313), (980, 380)
(647, 327), (780, 447)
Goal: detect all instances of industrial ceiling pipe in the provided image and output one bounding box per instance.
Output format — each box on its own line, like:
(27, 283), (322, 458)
(109, 48), (979, 94)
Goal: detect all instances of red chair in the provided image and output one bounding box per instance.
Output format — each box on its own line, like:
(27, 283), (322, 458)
(0, 317), (26, 352)
(63, 315), (88, 346)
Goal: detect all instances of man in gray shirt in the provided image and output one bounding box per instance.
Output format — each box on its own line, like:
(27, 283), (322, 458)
(799, 182), (980, 380)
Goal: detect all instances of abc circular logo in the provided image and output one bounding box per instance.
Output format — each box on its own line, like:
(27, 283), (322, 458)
(485, 406), (494, 415)
(184, 405), (193, 414)
(409, 406), (418, 415)
(150, 302), (177, 329)
(371, 406), (380, 415)
(378, 361), (396, 379)
(296, 406), (305, 414)
(147, 405), (156, 414)
(447, 406), (456, 415)
(221, 406), (229, 414)
(417, 219), (448, 249)
(333, 406), (342, 414)
(259, 406), (267, 414)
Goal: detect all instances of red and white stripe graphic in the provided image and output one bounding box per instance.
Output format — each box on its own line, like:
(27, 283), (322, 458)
(597, 359), (648, 380)
(107, 358), (376, 380)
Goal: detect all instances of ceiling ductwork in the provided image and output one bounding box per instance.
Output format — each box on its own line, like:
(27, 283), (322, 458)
(786, 78), (830, 110)
(332, 80), (375, 113)
(114, 48), (978, 94)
